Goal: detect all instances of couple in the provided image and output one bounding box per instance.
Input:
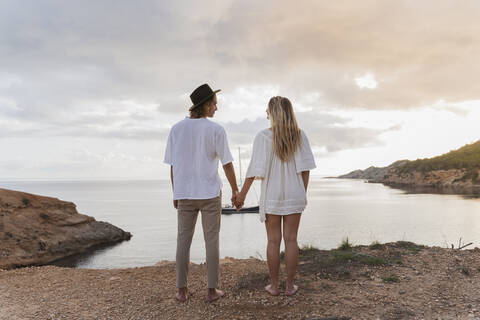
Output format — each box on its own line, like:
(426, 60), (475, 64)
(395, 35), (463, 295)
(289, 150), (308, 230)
(163, 83), (316, 303)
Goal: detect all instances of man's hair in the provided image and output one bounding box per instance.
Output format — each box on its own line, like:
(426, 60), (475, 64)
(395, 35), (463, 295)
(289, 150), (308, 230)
(189, 96), (214, 118)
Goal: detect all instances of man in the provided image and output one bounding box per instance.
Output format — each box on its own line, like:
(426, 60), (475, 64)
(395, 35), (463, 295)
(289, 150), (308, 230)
(164, 83), (238, 303)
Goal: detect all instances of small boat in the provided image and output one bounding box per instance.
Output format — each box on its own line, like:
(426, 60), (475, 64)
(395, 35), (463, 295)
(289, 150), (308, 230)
(222, 205), (259, 214)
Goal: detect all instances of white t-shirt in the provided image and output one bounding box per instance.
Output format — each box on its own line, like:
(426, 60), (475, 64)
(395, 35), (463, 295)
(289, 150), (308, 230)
(246, 128), (316, 222)
(164, 117), (234, 200)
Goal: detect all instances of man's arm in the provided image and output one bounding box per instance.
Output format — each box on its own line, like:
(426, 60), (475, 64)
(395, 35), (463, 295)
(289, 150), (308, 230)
(222, 162), (239, 206)
(301, 171), (310, 191)
(236, 176), (254, 209)
(170, 166), (178, 209)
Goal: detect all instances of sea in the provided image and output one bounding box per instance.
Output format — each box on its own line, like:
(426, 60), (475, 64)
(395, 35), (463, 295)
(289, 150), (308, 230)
(1, 178), (480, 269)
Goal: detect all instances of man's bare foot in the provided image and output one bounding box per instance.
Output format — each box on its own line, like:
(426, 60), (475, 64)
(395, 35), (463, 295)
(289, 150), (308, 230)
(285, 284), (298, 296)
(265, 284), (279, 296)
(175, 288), (188, 302)
(206, 288), (225, 303)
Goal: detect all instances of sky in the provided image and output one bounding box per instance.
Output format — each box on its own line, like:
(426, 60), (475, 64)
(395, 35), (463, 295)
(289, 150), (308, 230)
(1, 0), (479, 180)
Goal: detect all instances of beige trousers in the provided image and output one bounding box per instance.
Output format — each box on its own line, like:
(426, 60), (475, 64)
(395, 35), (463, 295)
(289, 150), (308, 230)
(176, 193), (221, 288)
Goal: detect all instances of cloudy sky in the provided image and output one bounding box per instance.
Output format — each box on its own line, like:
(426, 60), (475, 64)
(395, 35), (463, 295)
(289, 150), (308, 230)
(1, 0), (479, 180)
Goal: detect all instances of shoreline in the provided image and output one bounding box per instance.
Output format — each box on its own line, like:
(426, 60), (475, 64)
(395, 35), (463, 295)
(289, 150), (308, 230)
(2, 242), (480, 319)
(336, 177), (480, 197)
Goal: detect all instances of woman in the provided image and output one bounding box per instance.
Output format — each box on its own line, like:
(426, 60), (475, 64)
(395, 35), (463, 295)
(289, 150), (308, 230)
(236, 96), (316, 296)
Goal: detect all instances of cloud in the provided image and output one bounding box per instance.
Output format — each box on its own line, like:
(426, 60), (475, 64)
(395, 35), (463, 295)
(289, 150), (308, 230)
(1, 0), (479, 125)
(0, 98), (170, 140)
(221, 110), (400, 157)
(1, 1), (479, 179)
(209, 1), (480, 109)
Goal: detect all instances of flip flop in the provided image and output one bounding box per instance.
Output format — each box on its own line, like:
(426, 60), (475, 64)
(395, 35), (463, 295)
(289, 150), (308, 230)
(285, 284), (298, 296)
(206, 289), (225, 303)
(265, 284), (280, 296)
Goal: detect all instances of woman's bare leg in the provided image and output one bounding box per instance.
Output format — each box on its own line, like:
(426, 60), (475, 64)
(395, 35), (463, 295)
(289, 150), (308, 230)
(283, 213), (301, 293)
(265, 214), (282, 292)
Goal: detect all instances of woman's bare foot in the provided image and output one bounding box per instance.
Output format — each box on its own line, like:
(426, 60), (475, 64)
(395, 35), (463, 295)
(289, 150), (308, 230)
(264, 284), (280, 296)
(206, 288), (225, 303)
(285, 284), (298, 296)
(175, 288), (188, 302)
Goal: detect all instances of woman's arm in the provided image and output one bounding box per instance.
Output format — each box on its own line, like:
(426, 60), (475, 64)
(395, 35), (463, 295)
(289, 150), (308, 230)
(236, 177), (255, 209)
(301, 171), (310, 191)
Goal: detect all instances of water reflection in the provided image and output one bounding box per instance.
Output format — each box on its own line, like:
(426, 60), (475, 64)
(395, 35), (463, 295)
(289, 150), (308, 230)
(48, 242), (125, 269)
(380, 182), (480, 199)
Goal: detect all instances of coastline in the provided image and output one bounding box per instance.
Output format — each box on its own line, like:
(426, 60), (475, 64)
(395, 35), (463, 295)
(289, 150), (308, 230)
(0, 188), (132, 270)
(333, 176), (480, 198)
(2, 242), (480, 319)
(379, 181), (480, 198)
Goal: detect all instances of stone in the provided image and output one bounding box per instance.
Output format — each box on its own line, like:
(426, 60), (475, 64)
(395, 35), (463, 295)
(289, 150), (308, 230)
(0, 188), (131, 269)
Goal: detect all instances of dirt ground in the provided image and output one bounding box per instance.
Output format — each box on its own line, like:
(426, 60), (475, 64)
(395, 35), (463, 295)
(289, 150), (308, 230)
(1, 242), (480, 320)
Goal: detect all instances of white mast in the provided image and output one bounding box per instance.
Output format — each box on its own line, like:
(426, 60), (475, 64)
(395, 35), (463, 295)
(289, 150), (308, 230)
(238, 147), (243, 186)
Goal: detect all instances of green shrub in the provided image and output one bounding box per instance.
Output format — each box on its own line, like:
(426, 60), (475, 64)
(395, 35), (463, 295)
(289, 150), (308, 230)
(22, 198), (30, 207)
(369, 241), (384, 250)
(382, 274), (399, 283)
(338, 237), (353, 251)
(395, 140), (480, 174)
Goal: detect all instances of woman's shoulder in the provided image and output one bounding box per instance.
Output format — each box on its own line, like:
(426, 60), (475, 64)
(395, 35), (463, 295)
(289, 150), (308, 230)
(299, 128), (310, 139)
(256, 128), (272, 139)
(251, 129), (271, 147)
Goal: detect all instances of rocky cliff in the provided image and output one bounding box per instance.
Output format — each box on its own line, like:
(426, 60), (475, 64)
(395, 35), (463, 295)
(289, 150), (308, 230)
(340, 165), (480, 192)
(338, 140), (480, 193)
(0, 188), (131, 269)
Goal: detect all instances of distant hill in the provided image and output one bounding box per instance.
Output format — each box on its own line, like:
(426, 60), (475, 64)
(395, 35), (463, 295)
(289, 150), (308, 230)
(394, 140), (480, 177)
(338, 160), (408, 180)
(338, 140), (480, 192)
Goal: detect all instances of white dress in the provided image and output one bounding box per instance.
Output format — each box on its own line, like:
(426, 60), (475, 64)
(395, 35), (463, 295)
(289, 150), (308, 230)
(246, 128), (316, 222)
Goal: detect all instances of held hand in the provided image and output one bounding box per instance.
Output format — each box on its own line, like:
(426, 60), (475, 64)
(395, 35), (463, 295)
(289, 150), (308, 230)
(173, 200), (178, 209)
(235, 192), (245, 210)
(231, 190), (238, 207)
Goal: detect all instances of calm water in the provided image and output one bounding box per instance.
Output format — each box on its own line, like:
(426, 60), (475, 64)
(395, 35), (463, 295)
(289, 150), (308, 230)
(2, 178), (480, 269)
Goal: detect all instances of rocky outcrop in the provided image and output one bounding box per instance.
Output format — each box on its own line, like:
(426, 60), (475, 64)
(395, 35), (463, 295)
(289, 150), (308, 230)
(0, 188), (131, 269)
(338, 160), (408, 181)
(339, 140), (480, 194)
(381, 168), (480, 193)
(339, 165), (480, 194)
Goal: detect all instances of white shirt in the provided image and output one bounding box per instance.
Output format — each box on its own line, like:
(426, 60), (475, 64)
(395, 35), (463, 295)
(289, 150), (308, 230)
(164, 117), (233, 200)
(246, 129), (316, 222)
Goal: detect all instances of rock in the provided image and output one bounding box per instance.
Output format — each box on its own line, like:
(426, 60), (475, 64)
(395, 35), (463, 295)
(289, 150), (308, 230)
(338, 161), (409, 181)
(337, 140), (480, 194)
(0, 188), (131, 269)
(339, 165), (480, 194)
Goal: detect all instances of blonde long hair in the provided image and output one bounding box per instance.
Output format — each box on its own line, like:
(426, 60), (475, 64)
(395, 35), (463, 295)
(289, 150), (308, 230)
(268, 96), (302, 161)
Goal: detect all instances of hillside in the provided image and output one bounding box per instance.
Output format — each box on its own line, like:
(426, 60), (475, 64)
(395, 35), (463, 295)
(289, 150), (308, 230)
(394, 140), (480, 180)
(338, 140), (480, 192)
